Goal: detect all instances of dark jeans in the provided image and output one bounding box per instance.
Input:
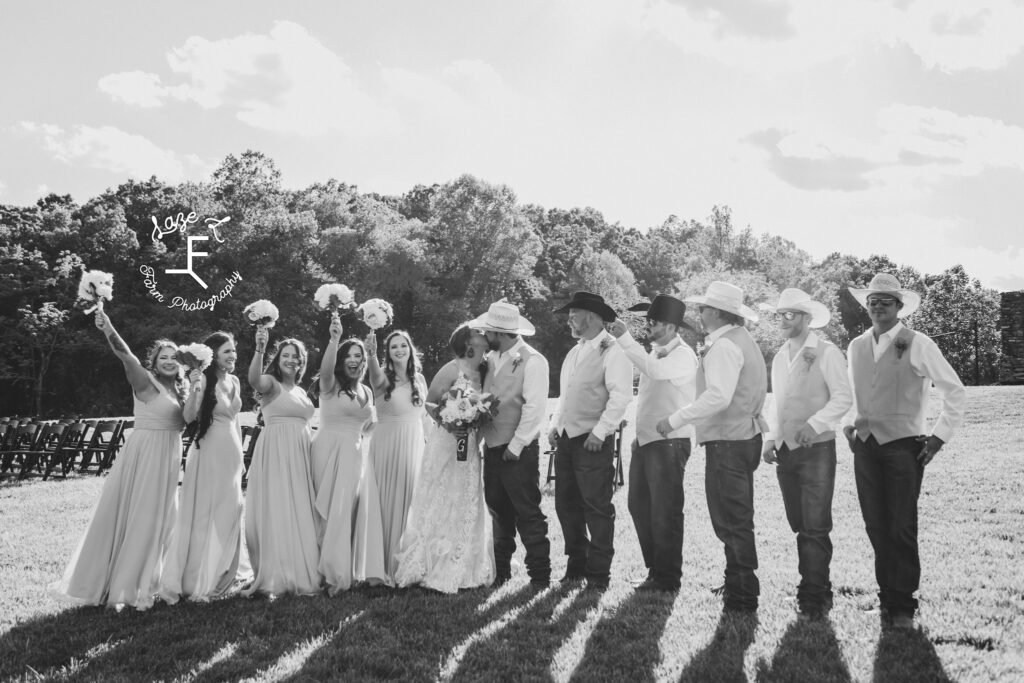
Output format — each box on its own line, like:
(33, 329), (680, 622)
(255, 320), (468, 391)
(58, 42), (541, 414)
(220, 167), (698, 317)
(776, 440), (836, 612)
(853, 434), (925, 617)
(554, 432), (616, 584)
(628, 438), (690, 589)
(483, 441), (551, 582)
(704, 435), (761, 611)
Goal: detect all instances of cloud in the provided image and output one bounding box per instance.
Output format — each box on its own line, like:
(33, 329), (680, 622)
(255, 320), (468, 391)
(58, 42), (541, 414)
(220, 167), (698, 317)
(0, 179), (6, 196)
(745, 128), (881, 191)
(664, 0), (795, 39)
(898, 1), (1024, 72)
(17, 122), (214, 183)
(98, 21), (399, 137)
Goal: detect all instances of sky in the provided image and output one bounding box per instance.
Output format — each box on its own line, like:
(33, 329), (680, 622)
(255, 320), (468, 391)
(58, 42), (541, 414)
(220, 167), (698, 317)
(2, 0), (1023, 290)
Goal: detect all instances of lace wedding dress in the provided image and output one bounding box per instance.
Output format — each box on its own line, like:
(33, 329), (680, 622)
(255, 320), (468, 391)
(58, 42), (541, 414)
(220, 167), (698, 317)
(394, 374), (495, 593)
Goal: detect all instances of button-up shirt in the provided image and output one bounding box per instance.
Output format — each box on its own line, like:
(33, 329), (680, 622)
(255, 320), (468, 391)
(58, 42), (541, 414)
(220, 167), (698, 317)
(616, 330), (698, 444)
(492, 338), (548, 456)
(668, 324), (744, 430)
(551, 330), (634, 441)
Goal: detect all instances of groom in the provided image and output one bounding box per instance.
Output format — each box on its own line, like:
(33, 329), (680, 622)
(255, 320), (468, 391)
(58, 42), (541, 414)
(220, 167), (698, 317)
(471, 301), (552, 588)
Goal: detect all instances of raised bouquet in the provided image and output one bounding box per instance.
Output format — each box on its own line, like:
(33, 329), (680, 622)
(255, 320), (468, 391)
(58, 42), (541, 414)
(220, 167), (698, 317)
(435, 375), (500, 461)
(243, 299), (279, 329)
(77, 269), (114, 314)
(357, 298), (394, 330)
(174, 343), (213, 373)
(314, 283), (356, 319)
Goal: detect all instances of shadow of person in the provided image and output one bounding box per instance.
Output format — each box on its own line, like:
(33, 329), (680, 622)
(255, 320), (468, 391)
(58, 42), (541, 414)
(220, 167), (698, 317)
(570, 588), (676, 681)
(678, 611), (758, 683)
(872, 625), (952, 683)
(753, 617), (852, 683)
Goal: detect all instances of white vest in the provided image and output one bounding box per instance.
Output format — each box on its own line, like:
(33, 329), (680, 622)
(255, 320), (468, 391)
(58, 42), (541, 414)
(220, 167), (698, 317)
(850, 327), (926, 445)
(561, 342), (617, 438)
(480, 344), (539, 447)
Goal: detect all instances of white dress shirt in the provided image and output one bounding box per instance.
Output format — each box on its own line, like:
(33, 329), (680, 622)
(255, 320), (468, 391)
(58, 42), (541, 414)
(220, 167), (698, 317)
(668, 324), (744, 430)
(616, 330), (698, 443)
(492, 338), (549, 456)
(551, 330), (634, 441)
(846, 322), (966, 443)
(766, 331), (852, 443)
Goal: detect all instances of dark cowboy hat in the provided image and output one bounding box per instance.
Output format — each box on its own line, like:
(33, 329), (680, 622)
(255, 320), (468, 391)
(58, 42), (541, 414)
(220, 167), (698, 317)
(552, 291), (617, 322)
(627, 294), (696, 332)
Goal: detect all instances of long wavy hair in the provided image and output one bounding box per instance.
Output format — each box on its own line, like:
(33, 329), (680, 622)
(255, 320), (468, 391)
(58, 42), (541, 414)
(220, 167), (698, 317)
(194, 331), (234, 445)
(266, 338), (308, 384)
(312, 338), (367, 400)
(144, 339), (186, 403)
(382, 329), (423, 405)
(449, 323), (488, 385)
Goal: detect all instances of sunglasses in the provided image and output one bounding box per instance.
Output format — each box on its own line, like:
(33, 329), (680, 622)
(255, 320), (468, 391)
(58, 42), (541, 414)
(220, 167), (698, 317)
(775, 311), (803, 321)
(866, 297), (898, 307)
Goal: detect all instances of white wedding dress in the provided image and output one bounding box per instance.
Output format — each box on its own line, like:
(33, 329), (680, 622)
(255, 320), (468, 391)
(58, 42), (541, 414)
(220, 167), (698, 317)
(394, 374), (495, 593)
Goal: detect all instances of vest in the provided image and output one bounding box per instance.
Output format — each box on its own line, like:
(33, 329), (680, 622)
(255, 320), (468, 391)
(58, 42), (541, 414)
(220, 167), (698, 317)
(560, 338), (618, 438)
(635, 339), (695, 446)
(695, 325), (767, 444)
(850, 327), (926, 445)
(776, 340), (837, 450)
(480, 344), (540, 447)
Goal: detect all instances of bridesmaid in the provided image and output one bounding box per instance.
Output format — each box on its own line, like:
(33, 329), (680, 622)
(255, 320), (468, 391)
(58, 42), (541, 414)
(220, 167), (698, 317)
(363, 329), (427, 583)
(310, 317), (381, 594)
(53, 311), (185, 610)
(244, 327), (321, 597)
(161, 331), (245, 603)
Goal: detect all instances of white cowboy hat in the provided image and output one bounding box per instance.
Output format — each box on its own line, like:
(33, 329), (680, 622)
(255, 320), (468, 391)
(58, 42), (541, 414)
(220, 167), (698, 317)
(468, 301), (536, 336)
(683, 281), (759, 322)
(761, 288), (831, 328)
(849, 273), (921, 319)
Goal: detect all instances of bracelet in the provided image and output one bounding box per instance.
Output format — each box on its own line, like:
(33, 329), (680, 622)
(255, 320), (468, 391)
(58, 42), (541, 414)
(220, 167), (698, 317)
(327, 339), (339, 346)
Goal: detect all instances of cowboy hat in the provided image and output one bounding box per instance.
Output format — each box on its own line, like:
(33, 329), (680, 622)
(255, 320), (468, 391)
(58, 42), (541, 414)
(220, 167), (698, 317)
(849, 273), (921, 319)
(552, 291), (616, 323)
(761, 288), (831, 328)
(468, 301), (536, 336)
(627, 294), (696, 332)
(683, 281), (759, 322)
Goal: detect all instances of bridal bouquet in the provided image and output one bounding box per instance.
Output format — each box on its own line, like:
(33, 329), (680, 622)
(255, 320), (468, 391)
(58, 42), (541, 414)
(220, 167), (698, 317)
(244, 299), (279, 329)
(175, 343), (213, 372)
(358, 298), (394, 330)
(77, 269), (114, 314)
(314, 283), (356, 319)
(435, 375), (500, 461)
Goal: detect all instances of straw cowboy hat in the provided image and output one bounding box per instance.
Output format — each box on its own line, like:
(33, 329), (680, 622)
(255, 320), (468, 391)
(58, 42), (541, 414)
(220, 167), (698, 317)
(849, 273), (921, 319)
(552, 291), (617, 323)
(627, 294), (696, 332)
(762, 288), (831, 328)
(468, 300), (536, 336)
(683, 281), (759, 322)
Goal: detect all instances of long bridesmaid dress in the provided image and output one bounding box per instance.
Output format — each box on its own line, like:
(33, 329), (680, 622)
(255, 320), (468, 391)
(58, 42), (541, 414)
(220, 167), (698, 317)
(242, 383), (321, 596)
(161, 375), (245, 603)
(53, 377), (184, 610)
(312, 388), (384, 594)
(363, 380), (425, 583)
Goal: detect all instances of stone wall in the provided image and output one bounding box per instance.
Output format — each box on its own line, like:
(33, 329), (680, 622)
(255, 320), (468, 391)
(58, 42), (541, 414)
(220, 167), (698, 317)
(1000, 291), (1024, 384)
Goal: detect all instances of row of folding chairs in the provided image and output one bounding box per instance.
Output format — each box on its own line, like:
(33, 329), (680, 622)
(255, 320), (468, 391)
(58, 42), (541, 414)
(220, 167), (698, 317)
(544, 420), (627, 490)
(0, 418), (129, 481)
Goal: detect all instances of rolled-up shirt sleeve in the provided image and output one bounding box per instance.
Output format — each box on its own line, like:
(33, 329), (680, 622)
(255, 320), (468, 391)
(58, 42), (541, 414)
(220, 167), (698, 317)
(592, 345), (633, 441)
(668, 338), (742, 429)
(507, 353), (550, 455)
(616, 332), (697, 384)
(807, 344), (853, 434)
(911, 334), (966, 443)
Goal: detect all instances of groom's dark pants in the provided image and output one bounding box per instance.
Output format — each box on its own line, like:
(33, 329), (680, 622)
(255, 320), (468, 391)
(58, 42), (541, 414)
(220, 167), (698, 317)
(484, 441), (551, 583)
(555, 431), (615, 586)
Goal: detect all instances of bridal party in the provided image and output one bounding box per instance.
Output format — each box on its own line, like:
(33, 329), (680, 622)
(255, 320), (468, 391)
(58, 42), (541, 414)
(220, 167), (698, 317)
(50, 271), (966, 632)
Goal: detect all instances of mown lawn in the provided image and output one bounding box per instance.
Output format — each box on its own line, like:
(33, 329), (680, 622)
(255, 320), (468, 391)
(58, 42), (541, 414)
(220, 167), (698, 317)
(1, 386), (1022, 682)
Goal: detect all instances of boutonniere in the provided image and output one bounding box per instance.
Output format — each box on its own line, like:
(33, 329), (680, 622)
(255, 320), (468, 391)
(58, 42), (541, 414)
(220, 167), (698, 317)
(697, 341), (710, 360)
(655, 348), (670, 359)
(802, 349), (816, 372)
(511, 356), (522, 372)
(598, 338), (612, 355)
(894, 337), (908, 359)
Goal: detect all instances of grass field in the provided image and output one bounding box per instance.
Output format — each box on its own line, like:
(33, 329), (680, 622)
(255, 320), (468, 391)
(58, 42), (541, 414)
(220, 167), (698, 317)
(1, 386), (1023, 682)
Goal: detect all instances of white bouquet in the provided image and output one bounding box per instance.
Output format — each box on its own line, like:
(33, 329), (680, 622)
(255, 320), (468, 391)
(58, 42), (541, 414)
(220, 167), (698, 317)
(358, 298), (394, 330)
(77, 269), (114, 314)
(174, 343), (213, 372)
(314, 283), (356, 317)
(243, 299), (279, 329)
(435, 375), (500, 461)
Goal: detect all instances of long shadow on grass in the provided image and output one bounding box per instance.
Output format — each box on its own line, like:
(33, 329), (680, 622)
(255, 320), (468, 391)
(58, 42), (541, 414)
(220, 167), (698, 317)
(677, 611), (758, 683)
(753, 618), (852, 683)
(872, 626), (952, 683)
(569, 589), (675, 681)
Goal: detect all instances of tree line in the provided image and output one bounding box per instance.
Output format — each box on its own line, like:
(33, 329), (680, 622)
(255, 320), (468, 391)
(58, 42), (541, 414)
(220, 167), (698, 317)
(0, 150), (1002, 417)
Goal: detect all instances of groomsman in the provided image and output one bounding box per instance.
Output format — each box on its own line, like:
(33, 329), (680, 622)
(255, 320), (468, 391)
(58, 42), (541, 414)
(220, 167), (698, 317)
(608, 295), (698, 593)
(656, 281), (767, 613)
(761, 289), (852, 620)
(843, 273), (965, 629)
(549, 291), (633, 591)
(470, 301), (552, 588)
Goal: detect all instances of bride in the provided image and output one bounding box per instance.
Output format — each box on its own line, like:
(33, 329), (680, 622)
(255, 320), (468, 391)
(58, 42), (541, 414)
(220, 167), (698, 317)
(394, 323), (495, 592)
